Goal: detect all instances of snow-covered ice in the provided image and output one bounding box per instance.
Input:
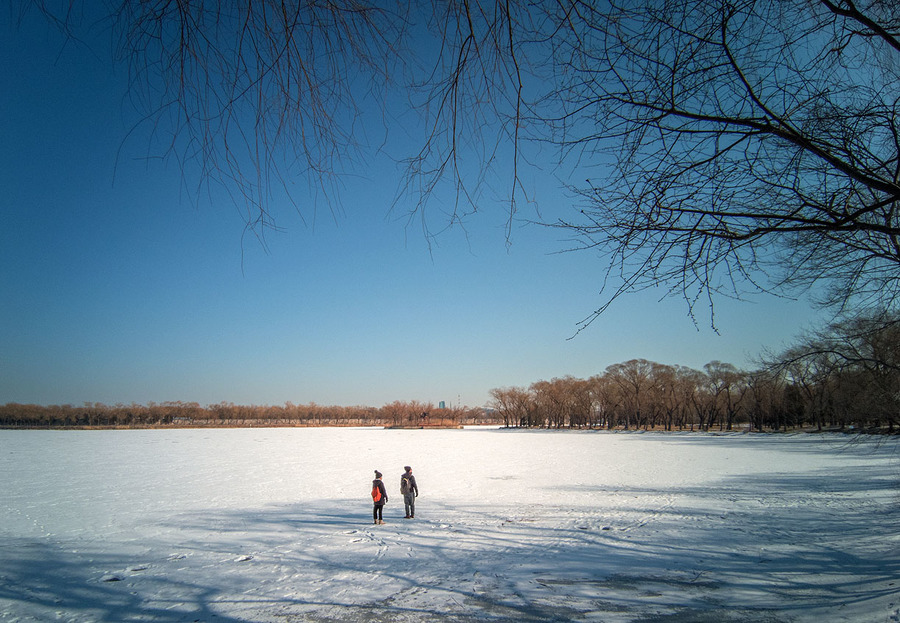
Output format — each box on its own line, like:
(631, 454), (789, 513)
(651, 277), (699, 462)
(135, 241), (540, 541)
(1, 427), (897, 622)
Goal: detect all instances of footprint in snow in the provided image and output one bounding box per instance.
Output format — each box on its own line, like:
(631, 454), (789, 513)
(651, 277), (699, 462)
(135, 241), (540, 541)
(100, 564), (151, 582)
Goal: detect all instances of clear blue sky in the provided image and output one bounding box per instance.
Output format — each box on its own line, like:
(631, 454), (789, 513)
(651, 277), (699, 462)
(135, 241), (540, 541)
(0, 10), (826, 409)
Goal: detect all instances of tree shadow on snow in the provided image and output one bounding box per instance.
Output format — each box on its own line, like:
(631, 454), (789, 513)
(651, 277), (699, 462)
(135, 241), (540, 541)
(3, 462), (897, 622)
(153, 465), (898, 622)
(640, 430), (900, 458)
(0, 537), (249, 622)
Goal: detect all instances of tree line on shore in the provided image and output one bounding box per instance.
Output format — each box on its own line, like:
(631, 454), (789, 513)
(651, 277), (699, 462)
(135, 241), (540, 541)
(0, 400), (488, 429)
(494, 314), (899, 433)
(3, 313), (897, 433)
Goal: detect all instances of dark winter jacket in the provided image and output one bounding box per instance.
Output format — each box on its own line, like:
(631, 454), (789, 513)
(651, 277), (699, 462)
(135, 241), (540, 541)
(400, 471), (418, 496)
(372, 478), (388, 506)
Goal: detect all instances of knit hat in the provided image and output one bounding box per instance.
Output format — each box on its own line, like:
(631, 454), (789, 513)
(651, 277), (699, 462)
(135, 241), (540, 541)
(404, 466), (411, 472)
(374, 470), (382, 478)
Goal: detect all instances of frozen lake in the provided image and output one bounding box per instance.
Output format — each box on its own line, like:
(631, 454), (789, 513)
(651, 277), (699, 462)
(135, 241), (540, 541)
(1, 428), (898, 622)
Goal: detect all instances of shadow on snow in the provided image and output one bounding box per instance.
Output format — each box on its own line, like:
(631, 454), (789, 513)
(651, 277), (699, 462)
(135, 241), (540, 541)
(1, 461), (897, 622)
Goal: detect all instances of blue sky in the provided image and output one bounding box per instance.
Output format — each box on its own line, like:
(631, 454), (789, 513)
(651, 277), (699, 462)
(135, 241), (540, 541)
(0, 10), (826, 408)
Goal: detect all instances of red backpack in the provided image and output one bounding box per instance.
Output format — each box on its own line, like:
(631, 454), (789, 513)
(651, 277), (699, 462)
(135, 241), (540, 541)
(371, 483), (382, 502)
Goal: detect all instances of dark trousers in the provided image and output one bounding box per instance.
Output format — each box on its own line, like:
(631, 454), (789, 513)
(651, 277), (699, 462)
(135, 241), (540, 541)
(373, 504), (384, 521)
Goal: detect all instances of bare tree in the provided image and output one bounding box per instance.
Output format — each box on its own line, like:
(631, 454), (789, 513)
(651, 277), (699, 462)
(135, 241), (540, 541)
(672, 366), (705, 431)
(21, 0), (528, 238)
(767, 311), (900, 429)
(548, 0), (900, 328)
(704, 361), (746, 431)
(564, 376), (596, 428)
(587, 373), (621, 430)
(490, 386), (538, 428)
(605, 359), (657, 430)
(21, 1), (408, 233)
(21, 1), (900, 327)
(529, 380), (563, 428)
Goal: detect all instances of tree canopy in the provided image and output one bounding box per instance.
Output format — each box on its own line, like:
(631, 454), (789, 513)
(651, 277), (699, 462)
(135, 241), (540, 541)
(21, 0), (900, 325)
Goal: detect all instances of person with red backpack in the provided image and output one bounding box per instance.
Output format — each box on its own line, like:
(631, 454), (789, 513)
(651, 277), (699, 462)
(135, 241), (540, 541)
(371, 470), (388, 524)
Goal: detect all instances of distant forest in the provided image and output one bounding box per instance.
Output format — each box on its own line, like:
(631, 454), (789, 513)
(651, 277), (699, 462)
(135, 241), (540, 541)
(3, 313), (898, 433)
(0, 400), (485, 429)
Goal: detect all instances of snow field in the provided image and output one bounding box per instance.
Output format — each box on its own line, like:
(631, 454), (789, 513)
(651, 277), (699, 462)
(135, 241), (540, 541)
(1, 428), (898, 622)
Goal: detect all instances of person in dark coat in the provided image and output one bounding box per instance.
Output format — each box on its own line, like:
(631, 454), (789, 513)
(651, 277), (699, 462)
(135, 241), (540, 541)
(372, 470), (388, 524)
(400, 465), (419, 519)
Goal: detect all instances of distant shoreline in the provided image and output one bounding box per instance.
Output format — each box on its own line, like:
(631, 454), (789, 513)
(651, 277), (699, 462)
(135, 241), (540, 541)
(1, 423), (892, 435)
